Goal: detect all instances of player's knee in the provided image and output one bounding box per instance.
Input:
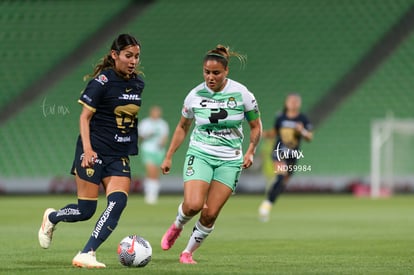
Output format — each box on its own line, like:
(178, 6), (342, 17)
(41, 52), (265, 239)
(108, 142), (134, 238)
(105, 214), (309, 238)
(183, 201), (203, 216)
(78, 199), (97, 221)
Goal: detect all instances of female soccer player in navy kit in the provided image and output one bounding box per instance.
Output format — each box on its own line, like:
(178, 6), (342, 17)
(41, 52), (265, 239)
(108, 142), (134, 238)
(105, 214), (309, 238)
(38, 34), (144, 268)
(258, 93), (313, 222)
(160, 45), (262, 264)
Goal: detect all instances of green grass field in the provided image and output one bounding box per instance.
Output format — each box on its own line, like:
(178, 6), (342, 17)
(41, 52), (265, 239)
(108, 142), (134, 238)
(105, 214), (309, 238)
(0, 194), (412, 274)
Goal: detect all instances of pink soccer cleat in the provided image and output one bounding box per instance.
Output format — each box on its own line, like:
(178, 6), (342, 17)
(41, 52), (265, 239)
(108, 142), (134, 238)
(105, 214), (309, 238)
(179, 252), (197, 264)
(161, 223), (182, 250)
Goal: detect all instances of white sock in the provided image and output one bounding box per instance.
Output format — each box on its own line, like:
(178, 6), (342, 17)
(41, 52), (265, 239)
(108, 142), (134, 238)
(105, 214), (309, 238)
(174, 203), (193, 229)
(144, 178), (160, 204)
(183, 220), (214, 253)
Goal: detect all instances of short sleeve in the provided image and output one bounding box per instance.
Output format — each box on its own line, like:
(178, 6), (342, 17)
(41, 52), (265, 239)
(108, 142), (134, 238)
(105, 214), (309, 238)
(243, 91), (260, 121)
(78, 73), (108, 112)
(161, 120), (169, 136)
(181, 93), (194, 119)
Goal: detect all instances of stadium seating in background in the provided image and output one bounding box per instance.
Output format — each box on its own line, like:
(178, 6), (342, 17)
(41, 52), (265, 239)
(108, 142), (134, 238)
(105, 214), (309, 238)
(0, 0), (132, 176)
(0, 0), (131, 110)
(0, 0), (413, 179)
(124, 0), (413, 176)
(302, 32), (414, 175)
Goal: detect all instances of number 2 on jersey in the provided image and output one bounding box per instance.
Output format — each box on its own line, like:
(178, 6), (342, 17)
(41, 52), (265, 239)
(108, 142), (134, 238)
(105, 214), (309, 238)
(208, 108), (228, 123)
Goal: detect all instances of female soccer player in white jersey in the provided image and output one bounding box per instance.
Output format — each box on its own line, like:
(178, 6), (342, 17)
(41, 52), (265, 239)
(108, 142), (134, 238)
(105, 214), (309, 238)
(160, 45), (262, 264)
(138, 106), (169, 204)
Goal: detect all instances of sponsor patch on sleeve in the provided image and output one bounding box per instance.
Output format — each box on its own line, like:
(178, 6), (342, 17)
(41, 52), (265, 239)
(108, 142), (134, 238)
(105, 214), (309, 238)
(94, 74), (108, 85)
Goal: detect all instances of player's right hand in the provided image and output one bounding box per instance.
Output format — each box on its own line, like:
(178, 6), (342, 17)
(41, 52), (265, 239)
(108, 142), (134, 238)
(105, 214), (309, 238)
(160, 158), (172, 175)
(82, 149), (97, 168)
(295, 122), (304, 133)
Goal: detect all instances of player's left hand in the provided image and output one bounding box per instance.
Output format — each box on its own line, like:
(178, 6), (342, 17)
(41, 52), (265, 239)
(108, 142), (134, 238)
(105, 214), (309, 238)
(295, 122), (304, 133)
(242, 153), (254, 169)
(160, 158), (172, 175)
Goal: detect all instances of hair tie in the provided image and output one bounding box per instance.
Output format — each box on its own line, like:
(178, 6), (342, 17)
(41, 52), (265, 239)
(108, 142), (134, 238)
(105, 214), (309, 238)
(207, 53), (226, 59)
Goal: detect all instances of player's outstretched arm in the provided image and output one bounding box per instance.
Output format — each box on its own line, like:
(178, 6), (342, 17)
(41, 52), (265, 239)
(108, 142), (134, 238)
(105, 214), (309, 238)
(262, 128), (276, 139)
(243, 117), (263, 169)
(160, 116), (193, 174)
(79, 106), (97, 168)
(302, 129), (313, 142)
(295, 122), (313, 142)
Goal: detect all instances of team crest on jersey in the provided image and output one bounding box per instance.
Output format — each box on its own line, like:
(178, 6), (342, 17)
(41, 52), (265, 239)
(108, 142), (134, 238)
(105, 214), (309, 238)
(95, 74), (108, 85)
(227, 97), (237, 109)
(186, 166), (195, 176)
(86, 168), (95, 177)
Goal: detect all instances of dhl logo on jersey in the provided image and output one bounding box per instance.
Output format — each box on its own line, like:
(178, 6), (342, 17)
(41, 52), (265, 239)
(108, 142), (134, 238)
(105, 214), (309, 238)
(119, 94), (141, 100)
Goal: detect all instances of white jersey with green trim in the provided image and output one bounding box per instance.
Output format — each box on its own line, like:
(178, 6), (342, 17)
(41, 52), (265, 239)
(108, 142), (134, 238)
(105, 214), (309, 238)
(182, 78), (259, 160)
(138, 118), (169, 152)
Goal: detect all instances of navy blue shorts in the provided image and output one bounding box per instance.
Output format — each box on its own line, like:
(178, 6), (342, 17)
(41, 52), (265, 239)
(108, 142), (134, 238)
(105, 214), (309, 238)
(70, 141), (131, 185)
(271, 150), (298, 176)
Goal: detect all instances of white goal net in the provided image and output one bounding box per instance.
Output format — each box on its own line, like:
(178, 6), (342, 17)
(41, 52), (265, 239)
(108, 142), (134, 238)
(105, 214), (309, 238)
(370, 116), (414, 198)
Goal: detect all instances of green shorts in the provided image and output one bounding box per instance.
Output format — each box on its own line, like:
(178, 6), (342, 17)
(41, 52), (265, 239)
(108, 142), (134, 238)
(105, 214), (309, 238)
(182, 153), (242, 191)
(140, 149), (165, 166)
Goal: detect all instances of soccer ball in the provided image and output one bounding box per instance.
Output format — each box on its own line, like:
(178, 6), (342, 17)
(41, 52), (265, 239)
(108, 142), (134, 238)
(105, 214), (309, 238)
(117, 235), (152, 267)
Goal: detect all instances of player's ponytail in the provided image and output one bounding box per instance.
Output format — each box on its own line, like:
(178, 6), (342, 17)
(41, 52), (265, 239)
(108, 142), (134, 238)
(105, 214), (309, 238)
(204, 44), (246, 68)
(84, 34), (142, 81)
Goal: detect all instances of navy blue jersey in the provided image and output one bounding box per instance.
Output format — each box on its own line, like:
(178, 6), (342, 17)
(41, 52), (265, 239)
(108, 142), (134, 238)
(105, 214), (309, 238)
(273, 112), (312, 151)
(78, 69), (144, 156)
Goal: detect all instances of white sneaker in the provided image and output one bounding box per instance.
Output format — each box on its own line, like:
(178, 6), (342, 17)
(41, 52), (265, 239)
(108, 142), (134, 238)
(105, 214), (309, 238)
(72, 251), (106, 268)
(145, 194), (158, 205)
(258, 200), (272, 222)
(38, 208), (56, 248)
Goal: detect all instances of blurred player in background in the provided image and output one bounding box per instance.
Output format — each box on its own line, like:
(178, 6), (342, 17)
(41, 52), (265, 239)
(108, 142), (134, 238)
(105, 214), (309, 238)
(258, 93), (313, 222)
(38, 34), (144, 268)
(160, 45), (262, 264)
(138, 106), (169, 204)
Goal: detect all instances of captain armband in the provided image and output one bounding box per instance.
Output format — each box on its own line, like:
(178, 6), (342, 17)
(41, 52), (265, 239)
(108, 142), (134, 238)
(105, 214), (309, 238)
(245, 109), (260, 122)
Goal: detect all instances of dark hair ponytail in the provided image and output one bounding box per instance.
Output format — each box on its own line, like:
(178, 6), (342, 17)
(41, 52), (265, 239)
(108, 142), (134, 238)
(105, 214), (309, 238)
(203, 44), (246, 69)
(84, 34), (141, 80)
